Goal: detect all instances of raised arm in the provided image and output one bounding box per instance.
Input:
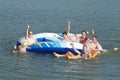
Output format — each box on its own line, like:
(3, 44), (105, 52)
(70, 43), (81, 55)
(25, 25), (30, 39)
(67, 21), (71, 35)
(87, 30), (95, 38)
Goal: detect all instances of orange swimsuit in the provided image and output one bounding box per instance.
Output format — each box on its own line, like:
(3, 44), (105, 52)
(66, 51), (75, 57)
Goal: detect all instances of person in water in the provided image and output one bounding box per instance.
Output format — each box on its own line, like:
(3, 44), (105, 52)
(53, 43), (93, 59)
(68, 44), (93, 59)
(11, 43), (26, 53)
(91, 36), (103, 51)
(12, 25), (37, 53)
(85, 36), (103, 52)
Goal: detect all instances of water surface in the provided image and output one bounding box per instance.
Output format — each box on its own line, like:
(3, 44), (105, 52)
(0, 0), (120, 80)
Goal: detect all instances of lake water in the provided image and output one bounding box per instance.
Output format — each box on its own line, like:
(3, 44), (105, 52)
(0, 0), (120, 80)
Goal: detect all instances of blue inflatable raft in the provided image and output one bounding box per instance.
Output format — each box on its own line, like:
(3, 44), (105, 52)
(17, 33), (83, 54)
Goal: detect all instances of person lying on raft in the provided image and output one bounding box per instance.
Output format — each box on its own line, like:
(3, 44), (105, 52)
(62, 21), (75, 41)
(64, 29), (94, 42)
(62, 31), (80, 42)
(67, 21), (83, 42)
(53, 43), (98, 59)
(62, 21), (80, 41)
(24, 25), (38, 46)
(79, 30), (95, 44)
(62, 31), (70, 41)
(63, 21), (94, 42)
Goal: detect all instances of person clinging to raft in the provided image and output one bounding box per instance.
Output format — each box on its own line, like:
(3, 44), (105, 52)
(11, 43), (26, 53)
(53, 43), (95, 59)
(12, 25), (38, 53)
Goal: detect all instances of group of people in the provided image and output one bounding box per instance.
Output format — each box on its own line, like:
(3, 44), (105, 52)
(12, 22), (104, 60)
(53, 21), (104, 59)
(54, 30), (103, 59)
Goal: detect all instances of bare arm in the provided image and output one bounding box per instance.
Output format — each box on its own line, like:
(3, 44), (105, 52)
(67, 21), (71, 35)
(87, 30), (95, 38)
(70, 43), (81, 55)
(95, 42), (103, 51)
(25, 25), (30, 39)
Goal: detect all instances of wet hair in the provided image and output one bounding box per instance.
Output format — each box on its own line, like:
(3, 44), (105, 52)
(92, 36), (97, 39)
(28, 30), (33, 34)
(81, 30), (87, 34)
(62, 31), (67, 35)
(17, 43), (22, 47)
(82, 45), (88, 54)
(83, 45), (87, 48)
